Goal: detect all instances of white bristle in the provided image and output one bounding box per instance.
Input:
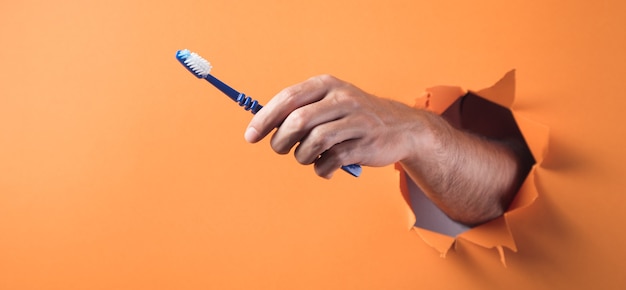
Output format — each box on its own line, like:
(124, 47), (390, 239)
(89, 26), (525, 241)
(184, 52), (212, 77)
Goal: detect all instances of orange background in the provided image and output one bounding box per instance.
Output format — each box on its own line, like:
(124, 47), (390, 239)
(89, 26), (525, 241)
(1, 0), (625, 289)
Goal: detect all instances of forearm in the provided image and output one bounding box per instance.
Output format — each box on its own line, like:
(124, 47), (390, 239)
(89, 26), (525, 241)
(399, 110), (522, 226)
(243, 75), (527, 226)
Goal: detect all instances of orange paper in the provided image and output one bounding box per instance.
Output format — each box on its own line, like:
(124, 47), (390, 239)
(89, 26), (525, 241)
(399, 70), (550, 265)
(2, 0), (624, 288)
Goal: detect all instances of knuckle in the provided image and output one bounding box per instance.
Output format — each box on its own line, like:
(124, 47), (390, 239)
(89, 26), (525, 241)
(308, 128), (333, 152)
(332, 88), (361, 108)
(287, 109), (309, 132)
(278, 86), (301, 107)
(312, 74), (338, 85)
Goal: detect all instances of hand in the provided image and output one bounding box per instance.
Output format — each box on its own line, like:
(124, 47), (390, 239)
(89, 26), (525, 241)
(244, 74), (528, 225)
(244, 74), (435, 178)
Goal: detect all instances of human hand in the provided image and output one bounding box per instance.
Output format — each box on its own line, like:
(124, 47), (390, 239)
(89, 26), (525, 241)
(244, 75), (435, 178)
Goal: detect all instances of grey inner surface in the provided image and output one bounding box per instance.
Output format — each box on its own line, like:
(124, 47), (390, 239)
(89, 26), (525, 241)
(407, 172), (471, 237)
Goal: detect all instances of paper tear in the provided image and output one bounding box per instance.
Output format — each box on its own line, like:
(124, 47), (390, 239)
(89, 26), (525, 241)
(400, 70), (550, 265)
(475, 69), (516, 108)
(414, 228), (456, 258)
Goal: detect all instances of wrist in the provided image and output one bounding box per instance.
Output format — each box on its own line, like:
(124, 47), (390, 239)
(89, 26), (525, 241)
(400, 109), (454, 165)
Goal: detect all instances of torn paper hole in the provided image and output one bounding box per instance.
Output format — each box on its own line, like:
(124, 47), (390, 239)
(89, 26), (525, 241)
(397, 70), (549, 266)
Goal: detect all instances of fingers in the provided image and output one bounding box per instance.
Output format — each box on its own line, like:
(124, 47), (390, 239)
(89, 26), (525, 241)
(269, 89), (359, 154)
(244, 75), (340, 143)
(292, 116), (365, 165)
(243, 74), (380, 179)
(313, 140), (361, 179)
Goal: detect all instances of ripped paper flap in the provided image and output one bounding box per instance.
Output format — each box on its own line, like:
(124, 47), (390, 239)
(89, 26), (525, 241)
(401, 70), (549, 266)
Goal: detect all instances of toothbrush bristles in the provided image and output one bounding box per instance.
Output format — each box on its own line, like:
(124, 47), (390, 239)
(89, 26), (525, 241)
(176, 49), (212, 78)
(174, 48), (362, 178)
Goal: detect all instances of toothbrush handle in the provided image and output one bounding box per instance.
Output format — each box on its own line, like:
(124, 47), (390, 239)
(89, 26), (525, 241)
(203, 74), (362, 177)
(340, 164), (362, 177)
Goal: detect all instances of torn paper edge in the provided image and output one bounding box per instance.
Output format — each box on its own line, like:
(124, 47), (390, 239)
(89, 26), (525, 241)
(398, 70), (550, 266)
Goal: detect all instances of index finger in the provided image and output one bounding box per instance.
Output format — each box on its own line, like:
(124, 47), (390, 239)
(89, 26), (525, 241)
(244, 75), (339, 143)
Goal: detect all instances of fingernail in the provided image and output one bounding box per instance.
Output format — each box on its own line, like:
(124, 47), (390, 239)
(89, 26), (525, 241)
(244, 127), (259, 143)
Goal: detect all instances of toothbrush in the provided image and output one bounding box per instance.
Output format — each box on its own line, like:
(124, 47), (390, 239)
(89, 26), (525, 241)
(175, 49), (362, 177)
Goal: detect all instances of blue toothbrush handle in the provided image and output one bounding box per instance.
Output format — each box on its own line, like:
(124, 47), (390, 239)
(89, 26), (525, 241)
(203, 74), (362, 177)
(340, 164), (362, 177)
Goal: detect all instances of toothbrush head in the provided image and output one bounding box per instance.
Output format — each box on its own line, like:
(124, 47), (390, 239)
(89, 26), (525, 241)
(176, 49), (212, 78)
